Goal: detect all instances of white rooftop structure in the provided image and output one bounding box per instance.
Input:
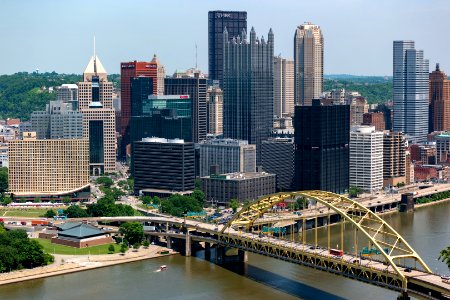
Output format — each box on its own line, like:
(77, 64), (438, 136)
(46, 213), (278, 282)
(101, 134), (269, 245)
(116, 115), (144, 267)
(83, 55), (107, 82)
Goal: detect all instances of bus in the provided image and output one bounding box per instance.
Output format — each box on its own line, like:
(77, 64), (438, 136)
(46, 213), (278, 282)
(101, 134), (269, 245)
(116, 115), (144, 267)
(329, 249), (344, 257)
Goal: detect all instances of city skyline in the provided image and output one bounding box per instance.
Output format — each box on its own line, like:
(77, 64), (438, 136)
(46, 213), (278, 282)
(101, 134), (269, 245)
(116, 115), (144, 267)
(1, 0), (449, 75)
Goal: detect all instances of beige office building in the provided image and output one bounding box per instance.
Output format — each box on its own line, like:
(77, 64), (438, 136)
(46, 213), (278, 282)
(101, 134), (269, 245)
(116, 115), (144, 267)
(294, 22), (324, 106)
(78, 55), (116, 175)
(274, 56), (294, 117)
(206, 85), (223, 135)
(8, 136), (89, 198)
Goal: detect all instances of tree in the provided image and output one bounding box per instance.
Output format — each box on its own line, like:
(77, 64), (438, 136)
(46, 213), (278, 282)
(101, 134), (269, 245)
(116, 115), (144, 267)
(62, 196), (71, 205)
(96, 176), (114, 188)
(44, 210), (56, 218)
(229, 199), (239, 213)
(108, 244), (115, 254)
(348, 186), (363, 198)
(143, 240), (150, 248)
(192, 189), (206, 207)
(194, 178), (201, 189)
(114, 236), (123, 244)
(141, 196), (152, 205)
(119, 222), (144, 245)
(152, 196), (161, 205)
(1, 196), (12, 206)
(64, 205), (89, 218)
(34, 197), (42, 203)
(439, 246), (450, 269)
(133, 243), (140, 251)
(120, 243), (127, 255)
(0, 167), (8, 197)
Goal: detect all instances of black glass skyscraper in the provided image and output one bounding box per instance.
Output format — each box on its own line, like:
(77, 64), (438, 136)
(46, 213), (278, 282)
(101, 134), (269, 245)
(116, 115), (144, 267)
(294, 100), (350, 194)
(131, 77), (153, 117)
(208, 11), (247, 84)
(222, 27), (274, 165)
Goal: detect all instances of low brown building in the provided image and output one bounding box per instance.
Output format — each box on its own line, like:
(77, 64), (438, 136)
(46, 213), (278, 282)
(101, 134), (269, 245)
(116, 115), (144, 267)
(51, 223), (113, 248)
(363, 112), (385, 131)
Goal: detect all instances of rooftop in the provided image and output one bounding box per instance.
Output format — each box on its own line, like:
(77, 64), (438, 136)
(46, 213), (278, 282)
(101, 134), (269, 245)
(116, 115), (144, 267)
(58, 223), (106, 239)
(203, 172), (275, 181)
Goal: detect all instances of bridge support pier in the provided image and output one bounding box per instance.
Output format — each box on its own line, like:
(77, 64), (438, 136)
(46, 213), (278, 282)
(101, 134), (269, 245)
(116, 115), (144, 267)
(215, 246), (247, 265)
(166, 236), (172, 249)
(205, 242), (211, 260)
(185, 231), (191, 257)
(397, 291), (410, 300)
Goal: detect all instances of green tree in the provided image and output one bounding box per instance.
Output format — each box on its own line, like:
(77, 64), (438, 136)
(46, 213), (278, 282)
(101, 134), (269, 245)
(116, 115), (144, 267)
(348, 186), (363, 198)
(1, 196), (12, 206)
(114, 236), (123, 244)
(120, 243), (127, 255)
(0, 167), (8, 197)
(133, 243), (140, 251)
(152, 196), (161, 205)
(439, 246), (450, 269)
(95, 176), (114, 188)
(143, 240), (150, 248)
(119, 222), (144, 245)
(229, 199), (239, 213)
(192, 189), (206, 207)
(34, 197), (42, 203)
(194, 178), (201, 189)
(64, 205), (89, 218)
(62, 196), (71, 205)
(44, 210), (56, 218)
(141, 196), (152, 205)
(108, 244), (115, 253)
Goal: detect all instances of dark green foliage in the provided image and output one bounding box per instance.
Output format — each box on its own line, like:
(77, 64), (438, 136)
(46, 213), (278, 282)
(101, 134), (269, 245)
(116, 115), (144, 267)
(141, 196), (152, 205)
(120, 243), (127, 254)
(133, 243), (140, 250)
(143, 240), (150, 248)
(62, 196), (71, 205)
(416, 190), (450, 204)
(152, 196), (161, 205)
(119, 222), (144, 245)
(192, 189), (205, 207)
(87, 197), (135, 217)
(348, 186), (363, 198)
(95, 176), (114, 188)
(0, 226), (53, 272)
(324, 77), (392, 104)
(114, 236), (123, 244)
(64, 205), (89, 218)
(0, 167), (8, 197)
(160, 194), (202, 217)
(229, 199), (239, 213)
(44, 210), (56, 218)
(108, 244), (115, 253)
(102, 187), (125, 201)
(439, 246), (450, 269)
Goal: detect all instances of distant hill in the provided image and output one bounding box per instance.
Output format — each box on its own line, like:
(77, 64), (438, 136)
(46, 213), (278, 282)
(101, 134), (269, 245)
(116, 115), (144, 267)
(324, 75), (392, 104)
(0, 72), (119, 120)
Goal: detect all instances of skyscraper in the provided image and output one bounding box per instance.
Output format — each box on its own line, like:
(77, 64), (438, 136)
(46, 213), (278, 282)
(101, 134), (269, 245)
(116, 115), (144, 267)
(393, 40), (429, 142)
(429, 63), (450, 132)
(383, 131), (406, 187)
(119, 55), (165, 157)
(78, 55), (116, 175)
(294, 22), (324, 106)
(208, 11), (247, 84)
(261, 138), (295, 191)
(273, 56), (294, 118)
(294, 100), (349, 194)
(164, 74), (207, 143)
(349, 126), (384, 192)
(223, 27), (274, 164)
(206, 85), (223, 135)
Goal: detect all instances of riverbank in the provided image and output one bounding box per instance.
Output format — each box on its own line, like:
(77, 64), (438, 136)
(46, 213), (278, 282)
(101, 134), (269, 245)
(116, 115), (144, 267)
(376, 196), (450, 216)
(0, 245), (177, 286)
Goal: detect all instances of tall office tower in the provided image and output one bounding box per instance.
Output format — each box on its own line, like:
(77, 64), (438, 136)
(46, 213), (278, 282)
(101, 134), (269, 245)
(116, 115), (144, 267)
(261, 138), (295, 191)
(130, 77), (154, 117)
(31, 100), (83, 139)
(362, 112), (385, 131)
(133, 137), (195, 196)
(273, 56), (294, 118)
(294, 22), (324, 106)
(56, 84), (78, 110)
(198, 139), (256, 177)
(350, 96), (369, 125)
(435, 133), (450, 163)
(206, 85), (223, 135)
(223, 27), (274, 164)
(78, 55), (116, 175)
(294, 100), (349, 194)
(8, 134), (89, 201)
(165, 74), (207, 143)
(430, 64), (450, 132)
(393, 40), (429, 142)
(375, 103), (393, 130)
(119, 55), (165, 157)
(349, 126), (383, 192)
(208, 11), (247, 84)
(383, 131), (406, 187)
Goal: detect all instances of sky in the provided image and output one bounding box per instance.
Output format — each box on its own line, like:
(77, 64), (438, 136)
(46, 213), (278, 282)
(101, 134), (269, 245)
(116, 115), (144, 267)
(0, 0), (449, 76)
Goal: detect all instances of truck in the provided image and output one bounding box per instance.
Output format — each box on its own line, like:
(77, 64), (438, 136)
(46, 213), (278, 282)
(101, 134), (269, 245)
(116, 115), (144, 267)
(31, 220), (49, 226)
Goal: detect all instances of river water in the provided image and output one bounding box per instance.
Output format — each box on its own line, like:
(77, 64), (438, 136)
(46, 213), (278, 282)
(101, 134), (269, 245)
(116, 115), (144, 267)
(1, 201), (449, 300)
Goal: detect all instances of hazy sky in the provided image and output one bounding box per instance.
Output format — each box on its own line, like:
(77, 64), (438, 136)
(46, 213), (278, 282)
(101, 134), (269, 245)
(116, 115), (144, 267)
(1, 0), (449, 75)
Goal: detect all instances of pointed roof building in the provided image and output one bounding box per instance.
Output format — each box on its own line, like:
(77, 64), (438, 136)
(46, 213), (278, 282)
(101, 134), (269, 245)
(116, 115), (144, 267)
(83, 55), (107, 82)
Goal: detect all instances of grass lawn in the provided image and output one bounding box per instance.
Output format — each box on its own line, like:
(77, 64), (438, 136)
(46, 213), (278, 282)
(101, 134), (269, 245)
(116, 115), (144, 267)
(36, 238), (119, 255)
(2, 209), (50, 218)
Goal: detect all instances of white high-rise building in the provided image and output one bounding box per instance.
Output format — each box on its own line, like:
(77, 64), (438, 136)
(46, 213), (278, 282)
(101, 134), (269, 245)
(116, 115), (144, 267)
(273, 56), (294, 118)
(78, 55), (116, 175)
(294, 22), (323, 106)
(350, 126), (384, 192)
(393, 41), (429, 142)
(206, 85), (223, 135)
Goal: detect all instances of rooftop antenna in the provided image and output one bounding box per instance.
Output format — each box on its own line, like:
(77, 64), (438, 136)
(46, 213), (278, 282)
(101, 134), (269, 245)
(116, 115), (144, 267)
(93, 36), (97, 75)
(195, 42), (198, 70)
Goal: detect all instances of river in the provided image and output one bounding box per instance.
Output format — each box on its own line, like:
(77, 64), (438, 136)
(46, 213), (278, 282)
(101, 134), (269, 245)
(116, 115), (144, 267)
(1, 201), (449, 300)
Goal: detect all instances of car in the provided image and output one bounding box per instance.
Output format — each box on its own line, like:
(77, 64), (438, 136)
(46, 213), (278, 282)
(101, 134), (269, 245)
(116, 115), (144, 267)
(404, 268), (412, 273)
